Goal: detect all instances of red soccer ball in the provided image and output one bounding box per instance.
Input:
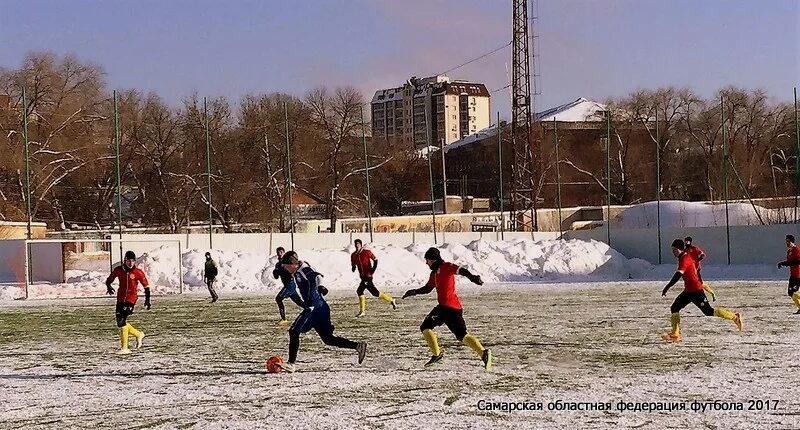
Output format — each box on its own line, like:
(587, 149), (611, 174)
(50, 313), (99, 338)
(266, 355), (283, 373)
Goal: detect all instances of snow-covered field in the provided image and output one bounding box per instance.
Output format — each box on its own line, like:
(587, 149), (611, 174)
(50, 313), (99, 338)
(1, 238), (797, 428)
(1, 281), (798, 429)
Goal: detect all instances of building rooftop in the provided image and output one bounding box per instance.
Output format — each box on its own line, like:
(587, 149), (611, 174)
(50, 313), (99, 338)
(371, 87), (404, 104)
(443, 97), (607, 152)
(534, 97), (607, 122)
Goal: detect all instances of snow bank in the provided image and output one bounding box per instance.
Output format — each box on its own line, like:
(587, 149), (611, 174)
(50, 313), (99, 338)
(613, 200), (780, 228)
(0, 238), (655, 300)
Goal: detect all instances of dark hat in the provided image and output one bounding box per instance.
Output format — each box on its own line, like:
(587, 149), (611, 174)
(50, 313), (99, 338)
(124, 250), (136, 260)
(281, 250), (299, 265)
(671, 239), (685, 250)
(205, 251), (211, 257)
(424, 247), (442, 261)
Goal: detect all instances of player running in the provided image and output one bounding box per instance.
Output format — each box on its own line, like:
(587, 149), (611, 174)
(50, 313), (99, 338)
(684, 236), (715, 301)
(203, 251), (219, 303)
(777, 234), (800, 314)
(105, 250), (151, 355)
(661, 239), (741, 342)
(351, 239), (396, 317)
(402, 247), (492, 370)
(278, 251), (366, 373)
(273, 247), (305, 325)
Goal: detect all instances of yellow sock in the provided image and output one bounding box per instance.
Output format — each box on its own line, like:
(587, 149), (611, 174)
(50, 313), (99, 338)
(462, 334), (485, 357)
(127, 323), (141, 338)
(703, 283), (716, 300)
(714, 307), (736, 321)
(119, 325), (130, 349)
(378, 292), (393, 303)
(669, 312), (680, 335)
(422, 329), (440, 356)
(358, 295), (366, 313)
(792, 292), (800, 309)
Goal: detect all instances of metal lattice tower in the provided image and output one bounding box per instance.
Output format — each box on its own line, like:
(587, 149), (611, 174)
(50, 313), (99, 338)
(510, 0), (539, 231)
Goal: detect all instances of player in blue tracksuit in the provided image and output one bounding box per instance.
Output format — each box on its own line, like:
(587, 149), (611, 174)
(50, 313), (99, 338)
(272, 247), (305, 325)
(278, 251), (367, 372)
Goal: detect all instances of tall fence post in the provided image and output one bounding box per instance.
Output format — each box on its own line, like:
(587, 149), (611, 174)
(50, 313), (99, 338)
(554, 118), (563, 240)
(360, 106), (374, 242)
(203, 97), (214, 249)
(606, 110), (612, 246)
(497, 113), (505, 240)
(794, 87), (799, 224)
(284, 102), (295, 250)
(21, 87), (32, 240)
(23, 239), (30, 299)
(425, 99), (438, 244)
(722, 95), (731, 265)
(178, 241), (184, 294)
(113, 90), (124, 264)
(655, 105), (662, 264)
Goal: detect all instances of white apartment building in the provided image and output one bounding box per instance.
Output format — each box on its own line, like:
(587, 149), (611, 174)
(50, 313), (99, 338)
(371, 75), (491, 149)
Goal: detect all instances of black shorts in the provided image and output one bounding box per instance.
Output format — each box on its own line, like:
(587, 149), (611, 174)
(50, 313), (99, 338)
(115, 302), (135, 327)
(788, 277), (800, 297)
(420, 305), (468, 341)
(671, 290), (714, 316)
(357, 278), (380, 297)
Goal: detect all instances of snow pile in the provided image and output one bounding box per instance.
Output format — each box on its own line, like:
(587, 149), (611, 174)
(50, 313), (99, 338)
(0, 238), (655, 300)
(613, 200), (779, 228)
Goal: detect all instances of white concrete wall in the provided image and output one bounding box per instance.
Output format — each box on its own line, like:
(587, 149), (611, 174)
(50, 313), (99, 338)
(565, 224), (800, 265)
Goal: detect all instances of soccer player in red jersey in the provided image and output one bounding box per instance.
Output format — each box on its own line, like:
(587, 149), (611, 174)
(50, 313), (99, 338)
(402, 247), (492, 370)
(684, 236), (715, 301)
(105, 250), (151, 354)
(661, 239), (741, 342)
(777, 234), (800, 314)
(351, 239), (396, 317)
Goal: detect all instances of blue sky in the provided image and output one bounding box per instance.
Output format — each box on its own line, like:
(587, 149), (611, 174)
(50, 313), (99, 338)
(1, 0), (797, 119)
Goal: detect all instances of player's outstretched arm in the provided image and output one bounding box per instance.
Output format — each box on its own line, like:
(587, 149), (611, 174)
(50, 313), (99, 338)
(144, 287), (151, 310)
(662, 271), (682, 296)
(403, 283), (434, 299)
(457, 267), (483, 285)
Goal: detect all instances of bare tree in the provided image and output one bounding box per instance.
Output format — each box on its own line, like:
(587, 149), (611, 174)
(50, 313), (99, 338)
(236, 93), (313, 231)
(0, 52), (110, 228)
(129, 94), (202, 232)
(305, 86), (366, 232)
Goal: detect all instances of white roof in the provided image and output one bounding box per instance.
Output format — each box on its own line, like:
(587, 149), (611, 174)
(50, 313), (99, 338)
(535, 97), (607, 122)
(371, 87), (404, 104)
(440, 97), (609, 153)
(444, 125), (498, 153)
